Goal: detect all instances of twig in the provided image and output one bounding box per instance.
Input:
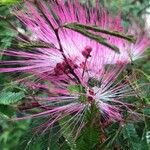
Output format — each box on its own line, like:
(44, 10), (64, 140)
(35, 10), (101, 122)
(35, 0), (81, 84)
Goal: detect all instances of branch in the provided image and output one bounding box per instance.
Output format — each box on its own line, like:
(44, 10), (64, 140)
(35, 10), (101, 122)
(64, 23), (135, 43)
(35, 1), (81, 84)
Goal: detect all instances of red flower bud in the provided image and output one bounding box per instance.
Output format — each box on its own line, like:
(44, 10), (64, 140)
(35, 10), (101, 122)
(82, 46), (92, 58)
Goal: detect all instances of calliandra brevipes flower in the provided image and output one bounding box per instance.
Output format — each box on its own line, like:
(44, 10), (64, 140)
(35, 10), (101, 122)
(0, 0), (150, 76)
(15, 60), (141, 141)
(0, 0), (146, 139)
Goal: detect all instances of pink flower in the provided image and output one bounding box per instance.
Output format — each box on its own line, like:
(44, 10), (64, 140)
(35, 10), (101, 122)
(0, 0), (146, 136)
(0, 0), (149, 75)
(106, 33), (150, 63)
(15, 61), (138, 136)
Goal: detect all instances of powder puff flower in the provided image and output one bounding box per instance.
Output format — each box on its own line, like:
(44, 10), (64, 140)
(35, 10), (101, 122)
(0, 0), (146, 140)
(15, 60), (139, 140)
(0, 0), (149, 76)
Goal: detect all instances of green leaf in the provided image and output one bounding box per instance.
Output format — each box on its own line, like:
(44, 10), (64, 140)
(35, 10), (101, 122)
(76, 127), (100, 150)
(64, 22), (136, 53)
(75, 103), (100, 150)
(0, 91), (25, 105)
(64, 23), (120, 53)
(68, 84), (85, 94)
(59, 116), (77, 150)
(0, 0), (20, 5)
(99, 125), (122, 149)
(68, 84), (87, 103)
(65, 23), (135, 43)
(0, 104), (15, 118)
(18, 41), (55, 49)
(137, 111), (150, 150)
(99, 132), (117, 150)
(123, 123), (140, 150)
(18, 118), (70, 150)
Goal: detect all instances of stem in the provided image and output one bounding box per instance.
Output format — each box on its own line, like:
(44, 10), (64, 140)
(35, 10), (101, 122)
(55, 29), (81, 84)
(82, 58), (88, 78)
(64, 23), (136, 43)
(36, 1), (81, 84)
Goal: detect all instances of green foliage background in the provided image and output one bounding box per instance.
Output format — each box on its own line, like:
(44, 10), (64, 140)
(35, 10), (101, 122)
(0, 0), (150, 150)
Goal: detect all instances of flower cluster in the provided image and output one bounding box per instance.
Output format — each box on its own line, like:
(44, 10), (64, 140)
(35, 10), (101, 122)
(0, 0), (149, 138)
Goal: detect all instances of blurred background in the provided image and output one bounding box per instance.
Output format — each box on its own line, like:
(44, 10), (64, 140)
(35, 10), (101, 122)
(0, 0), (150, 149)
